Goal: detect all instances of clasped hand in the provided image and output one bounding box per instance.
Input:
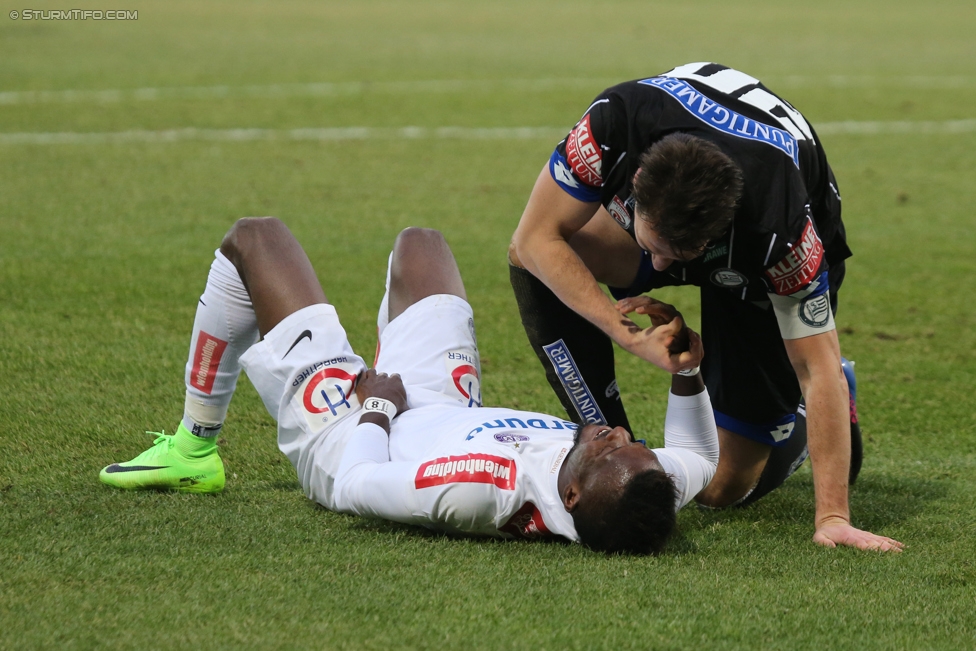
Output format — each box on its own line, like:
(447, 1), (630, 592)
(615, 295), (703, 374)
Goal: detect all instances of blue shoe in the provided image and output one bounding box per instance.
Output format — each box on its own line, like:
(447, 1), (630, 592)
(841, 358), (862, 485)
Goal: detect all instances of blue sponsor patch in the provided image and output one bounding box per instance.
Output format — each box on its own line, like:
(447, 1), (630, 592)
(639, 76), (800, 168)
(542, 339), (606, 425)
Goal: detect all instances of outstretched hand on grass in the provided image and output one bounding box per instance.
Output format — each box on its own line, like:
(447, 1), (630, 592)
(814, 517), (904, 552)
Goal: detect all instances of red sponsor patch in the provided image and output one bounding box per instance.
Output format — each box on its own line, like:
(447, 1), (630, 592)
(415, 453), (516, 490)
(190, 331), (228, 395)
(451, 364), (479, 399)
(500, 501), (551, 539)
(565, 113), (603, 187)
(302, 367), (358, 414)
(764, 219), (825, 295)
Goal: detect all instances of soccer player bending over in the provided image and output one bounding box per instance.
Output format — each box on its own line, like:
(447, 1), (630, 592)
(100, 218), (717, 555)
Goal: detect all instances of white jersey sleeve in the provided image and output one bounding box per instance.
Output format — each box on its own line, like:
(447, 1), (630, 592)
(652, 390), (720, 510)
(333, 422), (519, 536)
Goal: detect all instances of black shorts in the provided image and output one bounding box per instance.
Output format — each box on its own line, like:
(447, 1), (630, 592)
(613, 255), (845, 447)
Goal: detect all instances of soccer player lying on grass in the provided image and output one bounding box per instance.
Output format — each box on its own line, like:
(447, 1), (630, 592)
(100, 218), (717, 555)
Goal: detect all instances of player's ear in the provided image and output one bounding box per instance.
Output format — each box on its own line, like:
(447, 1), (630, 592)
(562, 481), (582, 513)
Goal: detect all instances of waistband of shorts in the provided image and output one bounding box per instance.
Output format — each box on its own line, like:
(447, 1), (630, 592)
(715, 410), (796, 447)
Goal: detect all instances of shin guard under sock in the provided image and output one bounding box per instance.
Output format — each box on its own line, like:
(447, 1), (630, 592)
(509, 264), (630, 431)
(182, 250), (260, 438)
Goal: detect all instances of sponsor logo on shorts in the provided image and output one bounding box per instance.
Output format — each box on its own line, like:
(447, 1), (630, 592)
(639, 76), (800, 168)
(709, 268), (748, 288)
(542, 340), (606, 425)
(607, 196), (632, 230)
(298, 364), (360, 426)
(764, 217), (824, 296)
(799, 293), (831, 328)
(493, 433), (529, 443)
(447, 351), (482, 407)
(283, 329), (312, 359)
(499, 501), (551, 539)
(292, 356), (351, 387)
(770, 420), (795, 443)
(565, 114), (603, 187)
(190, 331), (228, 395)
(415, 454), (516, 490)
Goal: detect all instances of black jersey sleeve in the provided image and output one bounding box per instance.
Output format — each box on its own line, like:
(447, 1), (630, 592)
(761, 203), (830, 301)
(548, 93), (621, 203)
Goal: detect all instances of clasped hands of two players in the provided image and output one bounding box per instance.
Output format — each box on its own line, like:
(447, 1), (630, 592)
(350, 294), (697, 431)
(615, 295), (702, 373)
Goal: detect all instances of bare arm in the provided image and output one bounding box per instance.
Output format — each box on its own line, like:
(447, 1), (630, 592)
(512, 167), (700, 373)
(784, 330), (903, 551)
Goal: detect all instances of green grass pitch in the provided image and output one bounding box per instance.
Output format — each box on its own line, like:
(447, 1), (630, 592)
(1, 1), (975, 648)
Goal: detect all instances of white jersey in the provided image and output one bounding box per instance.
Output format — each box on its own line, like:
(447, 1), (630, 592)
(334, 392), (718, 542)
(240, 258), (718, 543)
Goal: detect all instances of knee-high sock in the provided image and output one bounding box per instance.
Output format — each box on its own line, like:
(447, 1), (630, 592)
(509, 265), (630, 432)
(182, 250), (260, 438)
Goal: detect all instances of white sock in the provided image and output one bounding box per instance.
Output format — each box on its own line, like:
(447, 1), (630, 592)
(182, 250), (259, 438)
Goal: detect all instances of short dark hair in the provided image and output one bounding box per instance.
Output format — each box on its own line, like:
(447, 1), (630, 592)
(572, 468), (678, 555)
(632, 133), (743, 253)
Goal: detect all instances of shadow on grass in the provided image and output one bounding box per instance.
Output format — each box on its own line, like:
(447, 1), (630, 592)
(312, 498), (700, 559)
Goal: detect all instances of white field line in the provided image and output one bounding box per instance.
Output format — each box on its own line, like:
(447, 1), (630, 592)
(1, 121), (975, 145)
(816, 119), (976, 135)
(0, 79), (608, 105)
(0, 126), (569, 145)
(1, 75), (975, 105)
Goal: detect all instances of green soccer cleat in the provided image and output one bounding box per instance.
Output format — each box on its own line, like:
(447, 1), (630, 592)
(99, 424), (225, 494)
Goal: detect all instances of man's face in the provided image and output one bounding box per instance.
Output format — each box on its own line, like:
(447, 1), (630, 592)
(569, 424), (663, 502)
(633, 212), (705, 272)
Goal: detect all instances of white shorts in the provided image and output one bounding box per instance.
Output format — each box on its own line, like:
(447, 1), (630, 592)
(239, 294), (481, 509)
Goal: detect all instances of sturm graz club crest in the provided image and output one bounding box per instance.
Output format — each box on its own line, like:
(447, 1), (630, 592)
(799, 293), (831, 327)
(710, 268), (748, 288)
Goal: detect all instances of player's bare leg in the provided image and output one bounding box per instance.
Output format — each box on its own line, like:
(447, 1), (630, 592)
(219, 217), (328, 337)
(694, 429), (770, 507)
(101, 216), (326, 493)
(388, 227), (466, 320)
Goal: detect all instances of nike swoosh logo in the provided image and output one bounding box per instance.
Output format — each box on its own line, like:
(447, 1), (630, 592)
(283, 329), (312, 358)
(104, 464), (169, 473)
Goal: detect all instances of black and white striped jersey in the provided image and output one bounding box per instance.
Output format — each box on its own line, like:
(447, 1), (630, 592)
(549, 62), (851, 312)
